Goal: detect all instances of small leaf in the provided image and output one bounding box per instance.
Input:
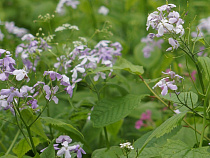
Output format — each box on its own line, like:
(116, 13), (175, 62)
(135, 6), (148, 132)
(198, 57), (210, 80)
(41, 117), (84, 141)
(91, 94), (148, 127)
(40, 142), (55, 158)
(161, 92), (198, 108)
(12, 137), (40, 158)
(91, 57), (144, 76)
(191, 37), (205, 45)
(161, 139), (210, 158)
(21, 109), (49, 141)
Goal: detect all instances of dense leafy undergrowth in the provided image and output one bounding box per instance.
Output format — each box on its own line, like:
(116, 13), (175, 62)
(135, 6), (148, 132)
(0, 0), (210, 157)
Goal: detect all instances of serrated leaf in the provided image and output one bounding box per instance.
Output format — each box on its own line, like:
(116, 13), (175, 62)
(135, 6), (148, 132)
(41, 117), (84, 141)
(12, 137), (40, 158)
(137, 112), (187, 154)
(161, 92), (198, 108)
(91, 57), (144, 76)
(91, 94), (148, 127)
(139, 147), (161, 158)
(20, 109), (49, 141)
(40, 142), (55, 158)
(161, 139), (210, 158)
(198, 57), (210, 80)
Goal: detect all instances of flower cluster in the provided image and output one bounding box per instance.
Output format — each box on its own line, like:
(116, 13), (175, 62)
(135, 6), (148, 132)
(56, 0), (80, 15)
(120, 142), (134, 150)
(41, 135), (86, 158)
(98, 6), (109, 16)
(16, 34), (51, 71)
(55, 40), (122, 84)
(153, 70), (183, 96)
(135, 110), (152, 129)
(0, 21), (28, 40)
(146, 4), (184, 51)
(141, 34), (164, 58)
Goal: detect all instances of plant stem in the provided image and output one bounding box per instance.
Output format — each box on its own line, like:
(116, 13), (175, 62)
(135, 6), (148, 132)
(5, 130), (20, 155)
(104, 127), (110, 149)
(47, 102), (54, 139)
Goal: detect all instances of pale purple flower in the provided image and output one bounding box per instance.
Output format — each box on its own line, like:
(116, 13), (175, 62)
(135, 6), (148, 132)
(0, 87), (22, 103)
(56, 135), (72, 143)
(157, 19), (174, 36)
(27, 99), (39, 109)
(162, 70), (183, 80)
(44, 71), (62, 81)
(166, 38), (179, 51)
(56, 0), (80, 15)
(57, 141), (77, 158)
(157, 4), (176, 12)
(93, 72), (106, 81)
(43, 85), (59, 104)
(21, 34), (34, 41)
(73, 145), (86, 158)
(71, 64), (85, 80)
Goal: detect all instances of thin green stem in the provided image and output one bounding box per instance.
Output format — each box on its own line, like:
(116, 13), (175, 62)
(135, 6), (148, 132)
(104, 127), (110, 149)
(47, 102), (54, 139)
(5, 130), (20, 155)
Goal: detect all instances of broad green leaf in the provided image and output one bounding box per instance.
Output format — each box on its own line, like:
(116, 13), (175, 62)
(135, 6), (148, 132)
(106, 120), (123, 135)
(161, 139), (210, 158)
(138, 147), (161, 158)
(91, 94), (148, 127)
(137, 112), (187, 153)
(198, 57), (210, 80)
(91, 146), (123, 158)
(134, 42), (162, 69)
(40, 142), (55, 158)
(161, 92), (198, 108)
(41, 117), (84, 141)
(21, 109), (49, 141)
(91, 57), (144, 76)
(12, 137), (40, 158)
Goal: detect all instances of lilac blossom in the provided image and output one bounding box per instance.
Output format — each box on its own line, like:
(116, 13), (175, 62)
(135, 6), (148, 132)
(43, 85), (59, 104)
(44, 71), (62, 81)
(166, 38), (180, 51)
(73, 145), (86, 158)
(56, 0), (80, 15)
(0, 87), (22, 103)
(4, 21), (27, 37)
(192, 17), (210, 37)
(57, 141), (77, 158)
(141, 34), (164, 58)
(40, 144), (60, 153)
(56, 135), (72, 143)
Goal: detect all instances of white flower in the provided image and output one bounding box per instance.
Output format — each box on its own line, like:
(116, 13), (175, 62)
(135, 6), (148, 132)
(98, 6), (109, 15)
(57, 141), (77, 158)
(174, 109), (181, 114)
(71, 64), (85, 80)
(120, 142), (134, 150)
(55, 26), (66, 32)
(13, 69), (30, 82)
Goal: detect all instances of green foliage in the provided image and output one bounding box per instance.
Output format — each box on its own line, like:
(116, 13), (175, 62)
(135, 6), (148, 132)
(40, 142), (55, 158)
(0, 155), (18, 158)
(41, 117), (84, 141)
(161, 139), (210, 158)
(134, 42), (162, 69)
(198, 57), (210, 81)
(92, 57), (144, 76)
(91, 94), (148, 127)
(136, 112), (187, 153)
(12, 137), (40, 158)
(91, 146), (123, 158)
(21, 109), (49, 141)
(161, 92), (198, 108)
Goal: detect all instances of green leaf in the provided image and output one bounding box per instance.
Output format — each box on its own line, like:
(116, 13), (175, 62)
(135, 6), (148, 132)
(161, 139), (210, 158)
(21, 109), (49, 141)
(12, 137), (40, 158)
(40, 142), (55, 158)
(161, 92), (198, 108)
(41, 117), (84, 141)
(91, 57), (144, 76)
(106, 120), (123, 135)
(137, 112), (187, 153)
(0, 155), (18, 158)
(198, 57), (210, 80)
(91, 94), (148, 127)
(91, 146), (123, 158)
(134, 42), (162, 69)
(139, 147), (161, 158)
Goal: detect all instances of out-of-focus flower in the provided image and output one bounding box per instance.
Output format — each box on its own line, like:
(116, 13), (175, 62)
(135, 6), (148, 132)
(56, 0), (80, 15)
(135, 110), (152, 129)
(98, 6), (109, 15)
(120, 142), (134, 150)
(191, 70), (196, 81)
(56, 135), (72, 144)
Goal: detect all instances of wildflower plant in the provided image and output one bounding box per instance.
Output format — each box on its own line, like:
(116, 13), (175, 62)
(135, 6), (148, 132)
(0, 0), (210, 158)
